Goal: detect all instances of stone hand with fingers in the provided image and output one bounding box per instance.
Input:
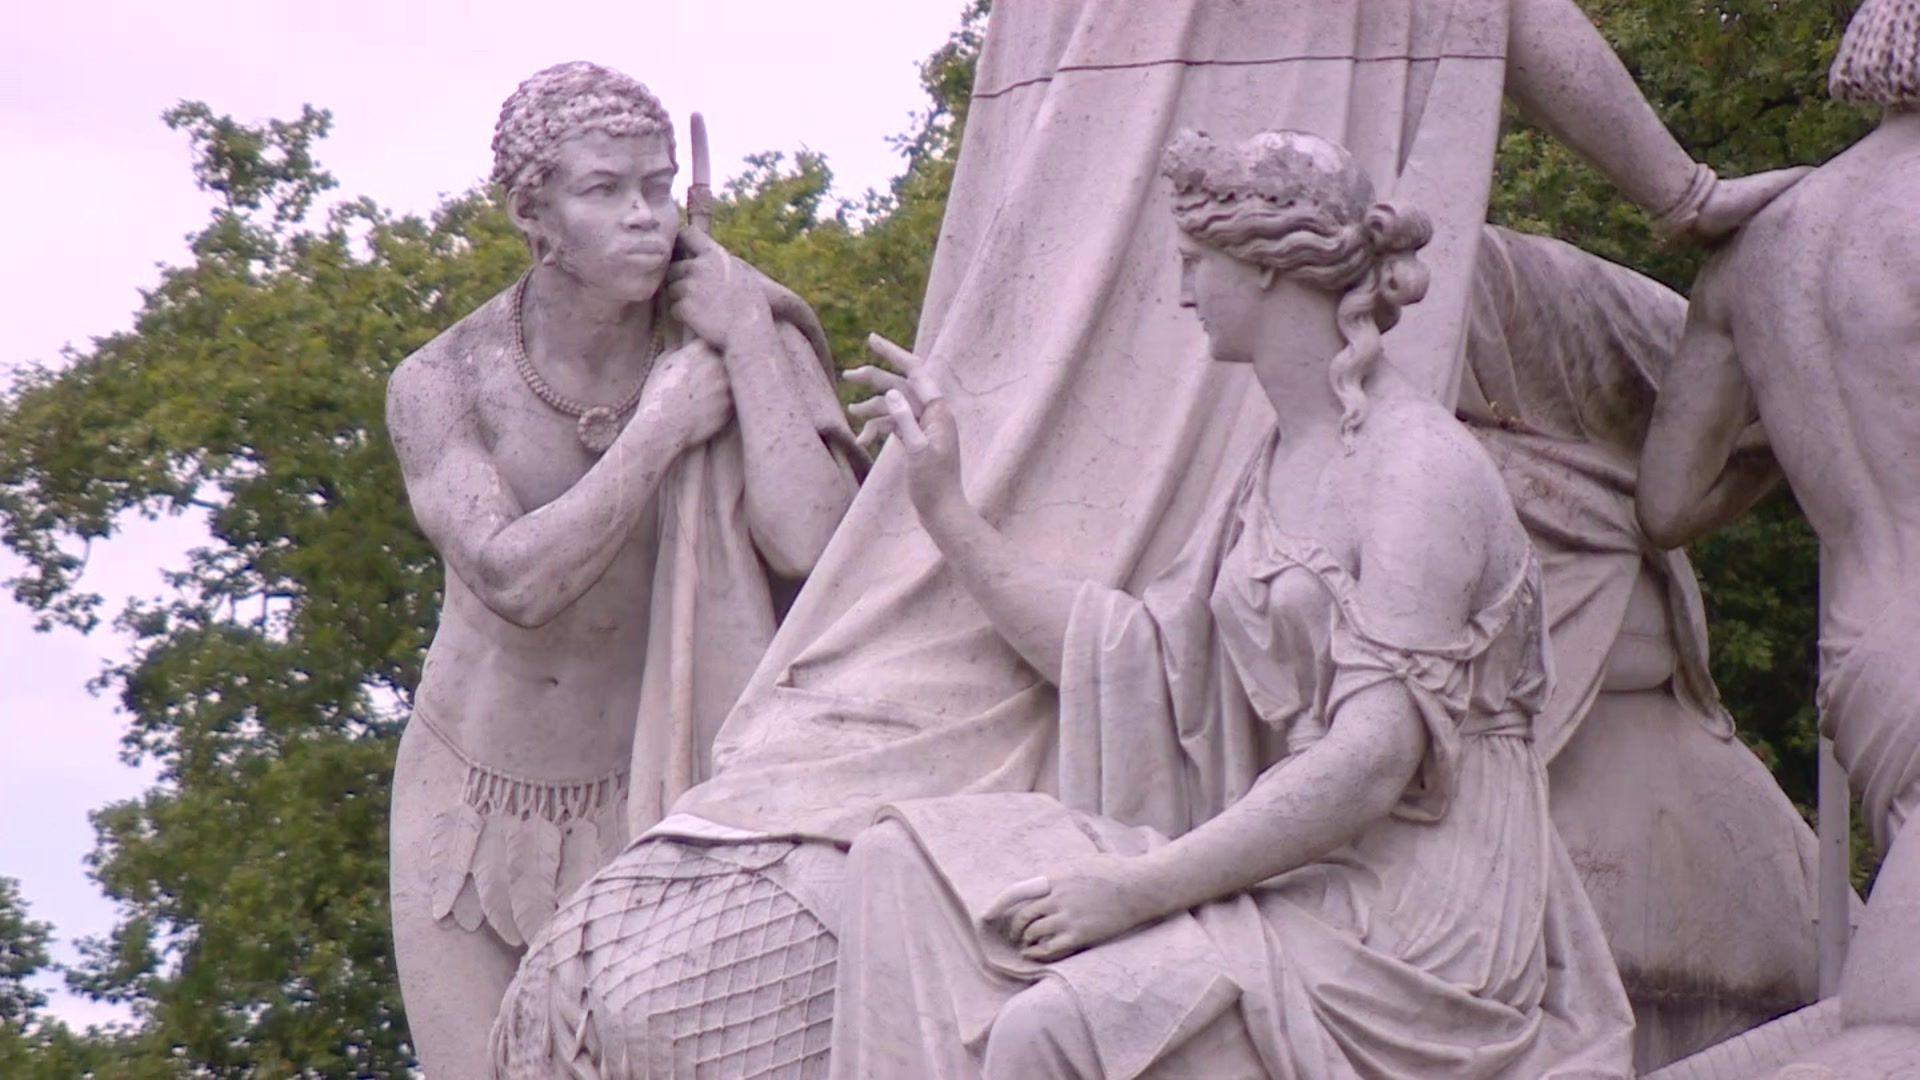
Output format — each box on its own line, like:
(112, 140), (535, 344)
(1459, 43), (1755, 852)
(845, 334), (965, 519)
(1688, 167), (1813, 242)
(982, 853), (1171, 964)
(664, 229), (777, 354)
(639, 339), (733, 451)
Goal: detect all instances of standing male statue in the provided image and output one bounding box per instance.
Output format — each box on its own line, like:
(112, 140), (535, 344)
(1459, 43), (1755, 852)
(384, 62), (860, 1077)
(1639, 0), (1920, 1069)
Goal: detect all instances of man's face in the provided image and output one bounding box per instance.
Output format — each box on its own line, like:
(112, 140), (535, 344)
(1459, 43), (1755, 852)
(526, 129), (679, 302)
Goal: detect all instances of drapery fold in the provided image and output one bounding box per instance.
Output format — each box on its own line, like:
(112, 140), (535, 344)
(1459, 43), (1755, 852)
(830, 430), (1631, 1079)
(679, 0), (1513, 842)
(627, 318), (861, 835)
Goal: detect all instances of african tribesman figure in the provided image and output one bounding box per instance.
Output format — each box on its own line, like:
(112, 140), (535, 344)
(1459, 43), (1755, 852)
(384, 62), (859, 1076)
(1640, 0), (1920, 1068)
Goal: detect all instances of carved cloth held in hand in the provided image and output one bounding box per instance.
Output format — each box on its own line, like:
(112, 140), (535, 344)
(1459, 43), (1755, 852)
(418, 707), (631, 949)
(491, 838), (835, 1079)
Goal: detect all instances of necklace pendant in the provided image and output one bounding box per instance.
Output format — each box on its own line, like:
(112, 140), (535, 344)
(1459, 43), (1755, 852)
(577, 407), (624, 454)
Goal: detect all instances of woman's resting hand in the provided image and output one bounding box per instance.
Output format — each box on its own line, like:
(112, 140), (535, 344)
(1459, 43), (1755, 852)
(984, 853), (1169, 963)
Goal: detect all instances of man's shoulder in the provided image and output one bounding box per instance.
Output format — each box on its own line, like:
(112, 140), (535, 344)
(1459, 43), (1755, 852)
(387, 285), (518, 434)
(390, 286), (516, 404)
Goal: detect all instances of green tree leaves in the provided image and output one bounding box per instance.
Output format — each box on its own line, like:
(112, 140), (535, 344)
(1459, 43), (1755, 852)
(0, 105), (518, 1076)
(0, 878), (53, 1029)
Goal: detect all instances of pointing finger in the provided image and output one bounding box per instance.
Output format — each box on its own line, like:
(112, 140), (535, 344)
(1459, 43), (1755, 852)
(883, 391), (927, 452)
(867, 333), (923, 375)
(843, 366), (912, 397)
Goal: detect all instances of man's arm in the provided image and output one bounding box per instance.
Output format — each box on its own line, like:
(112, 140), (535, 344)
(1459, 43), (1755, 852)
(666, 232), (858, 577)
(387, 343), (723, 627)
(1506, 0), (1810, 237)
(1506, 0), (1696, 215)
(1637, 274), (1780, 548)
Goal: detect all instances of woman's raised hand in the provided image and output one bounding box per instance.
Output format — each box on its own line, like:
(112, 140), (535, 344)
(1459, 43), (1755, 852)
(846, 334), (965, 519)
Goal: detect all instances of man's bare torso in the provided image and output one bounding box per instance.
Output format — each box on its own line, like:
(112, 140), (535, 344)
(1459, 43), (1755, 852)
(405, 295), (661, 779)
(1706, 125), (1920, 628)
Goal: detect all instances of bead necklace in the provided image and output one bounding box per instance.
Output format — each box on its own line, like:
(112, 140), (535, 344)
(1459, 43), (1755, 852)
(508, 272), (665, 453)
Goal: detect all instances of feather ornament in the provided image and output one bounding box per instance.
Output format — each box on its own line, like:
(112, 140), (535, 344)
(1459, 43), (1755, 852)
(450, 876), (486, 933)
(476, 819), (526, 948)
(427, 805), (484, 922)
(559, 818), (602, 900)
(507, 813), (565, 941)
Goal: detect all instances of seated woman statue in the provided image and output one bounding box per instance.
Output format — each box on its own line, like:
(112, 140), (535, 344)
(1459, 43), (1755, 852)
(829, 129), (1634, 1079)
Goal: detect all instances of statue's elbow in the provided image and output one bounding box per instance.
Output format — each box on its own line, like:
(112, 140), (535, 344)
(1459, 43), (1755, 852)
(754, 481), (854, 579)
(474, 561), (564, 629)
(757, 520), (834, 580)
(1636, 494), (1690, 551)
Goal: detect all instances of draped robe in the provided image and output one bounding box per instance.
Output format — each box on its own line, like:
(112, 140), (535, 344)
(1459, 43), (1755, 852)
(675, 0), (1514, 841)
(828, 435), (1634, 1079)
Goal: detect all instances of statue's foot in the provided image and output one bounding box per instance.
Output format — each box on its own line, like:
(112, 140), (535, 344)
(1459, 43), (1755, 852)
(1765, 1024), (1920, 1079)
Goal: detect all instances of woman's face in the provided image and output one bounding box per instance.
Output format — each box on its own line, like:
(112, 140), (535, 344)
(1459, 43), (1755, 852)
(1177, 239), (1273, 365)
(1177, 235), (1341, 369)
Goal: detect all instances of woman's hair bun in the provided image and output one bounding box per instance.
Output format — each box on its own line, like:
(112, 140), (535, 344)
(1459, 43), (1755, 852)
(1363, 202), (1433, 258)
(1375, 254), (1431, 313)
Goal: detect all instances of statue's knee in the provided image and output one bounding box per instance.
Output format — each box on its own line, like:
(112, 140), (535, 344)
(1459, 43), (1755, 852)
(845, 818), (921, 876)
(995, 980), (1076, 1041)
(984, 979), (1090, 1077)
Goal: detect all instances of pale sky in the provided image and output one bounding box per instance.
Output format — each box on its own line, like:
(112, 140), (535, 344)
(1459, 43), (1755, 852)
(0, 0), (966, 1028)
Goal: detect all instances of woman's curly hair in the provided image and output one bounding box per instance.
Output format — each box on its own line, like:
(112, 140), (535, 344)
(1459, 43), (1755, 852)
(1162, 129), (1431, 441)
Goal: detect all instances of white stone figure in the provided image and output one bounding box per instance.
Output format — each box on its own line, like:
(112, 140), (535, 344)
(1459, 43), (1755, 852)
(664, 0), (1809, 854)
(1638, 1), (1920, 1070)
(1463, 226), (1827, 1071)
(494, 4), (1802, 1070)
(823, 129), (1632, 1079)
(384, 62), (859, 1077)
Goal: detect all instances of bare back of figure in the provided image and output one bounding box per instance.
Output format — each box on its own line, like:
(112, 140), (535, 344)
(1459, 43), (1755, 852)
(1638, 13), (1920, 1059)
(1704, 124), (1920, 623)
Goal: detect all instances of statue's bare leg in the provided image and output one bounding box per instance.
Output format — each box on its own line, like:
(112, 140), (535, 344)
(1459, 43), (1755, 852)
(390, 719), (522, 1077)
(1772, 632), (1920, 1071)
(1840, 820), (1920, 1025)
